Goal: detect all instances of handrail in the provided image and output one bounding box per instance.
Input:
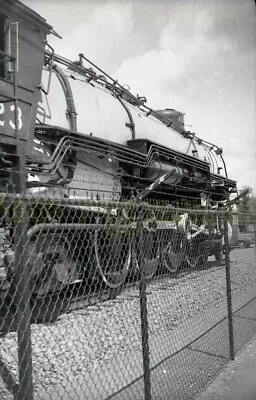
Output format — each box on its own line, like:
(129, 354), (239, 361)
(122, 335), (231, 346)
(44, 50), (226, 168)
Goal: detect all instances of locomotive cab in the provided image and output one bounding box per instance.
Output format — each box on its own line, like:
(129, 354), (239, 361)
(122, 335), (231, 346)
(0, 0), (55, 191)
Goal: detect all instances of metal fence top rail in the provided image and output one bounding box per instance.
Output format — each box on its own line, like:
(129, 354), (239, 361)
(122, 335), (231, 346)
(0, 193), (255, 221)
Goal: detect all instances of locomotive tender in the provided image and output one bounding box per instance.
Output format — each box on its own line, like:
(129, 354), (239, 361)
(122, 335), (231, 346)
(0, 0), (237, 294)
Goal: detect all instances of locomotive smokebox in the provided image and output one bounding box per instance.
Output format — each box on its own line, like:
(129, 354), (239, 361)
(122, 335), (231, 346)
(155, 109), (185, 134)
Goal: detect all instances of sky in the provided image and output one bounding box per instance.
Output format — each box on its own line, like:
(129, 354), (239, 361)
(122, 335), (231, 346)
(24, 0), (256, 192)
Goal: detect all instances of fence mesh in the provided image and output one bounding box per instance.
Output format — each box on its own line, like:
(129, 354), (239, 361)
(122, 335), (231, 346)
(0, 195), (255, 400)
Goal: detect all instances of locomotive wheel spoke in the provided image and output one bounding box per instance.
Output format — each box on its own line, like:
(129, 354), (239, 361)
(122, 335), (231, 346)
(185, 253), (201, 268)
(144, 253), (159, 280)
(94, 228), (131, 288)
(28, 241), (78, 296)
(162, 234), (185, 273)
(133, 232), (160, 280)
(200, 254), (208, 266)
(214, 250), (223, 264)
(185, 241), (201, 269)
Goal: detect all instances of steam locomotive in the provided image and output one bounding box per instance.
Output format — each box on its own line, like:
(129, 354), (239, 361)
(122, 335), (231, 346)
(0, 0), (237, 294)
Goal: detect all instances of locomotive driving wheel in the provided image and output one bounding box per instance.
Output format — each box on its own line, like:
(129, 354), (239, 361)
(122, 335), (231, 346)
(162, 233), (186, 273)
(94, 226), (132, 288)
(28, 238), (78, 296)
(185, 242), (201, 268)
(133, 231), (160, 280)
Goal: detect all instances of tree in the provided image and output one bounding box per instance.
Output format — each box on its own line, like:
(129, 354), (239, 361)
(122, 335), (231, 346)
(237, 186), (256, 232)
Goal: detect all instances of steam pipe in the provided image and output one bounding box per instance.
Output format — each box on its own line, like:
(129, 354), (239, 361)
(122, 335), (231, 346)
(220, 153), (228, 178)
(116, 96), (136, 139)
(51, 63), (77, 132)
(45, 51), (224, 155)
(27, 223), (135, 240)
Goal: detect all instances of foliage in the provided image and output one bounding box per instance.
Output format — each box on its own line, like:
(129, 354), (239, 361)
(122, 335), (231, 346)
(237, 186), (256, 232)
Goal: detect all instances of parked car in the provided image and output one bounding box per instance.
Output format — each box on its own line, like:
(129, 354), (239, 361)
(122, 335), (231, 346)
(228, 232), (254, 250)
(236, 233), (255, 248)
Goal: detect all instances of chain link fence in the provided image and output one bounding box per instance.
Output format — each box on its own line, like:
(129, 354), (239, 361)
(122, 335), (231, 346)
(0, 194), (255, 400)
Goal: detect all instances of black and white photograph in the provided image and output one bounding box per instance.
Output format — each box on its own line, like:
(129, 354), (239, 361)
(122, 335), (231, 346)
(0, 0), (255, 399)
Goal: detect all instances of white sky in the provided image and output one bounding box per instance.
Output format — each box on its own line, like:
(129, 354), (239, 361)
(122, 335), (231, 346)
(24, 0), (256, 192)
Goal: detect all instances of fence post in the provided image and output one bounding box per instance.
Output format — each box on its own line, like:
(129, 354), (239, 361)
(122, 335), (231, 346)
(8, 55), (34, 399)
(224, 211), (235, 360)
(137, 207), (152, 400)
(12, 143), (34, 400)
(13, 198), (34, 400)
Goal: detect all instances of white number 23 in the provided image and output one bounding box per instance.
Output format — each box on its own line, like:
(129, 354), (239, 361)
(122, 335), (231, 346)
(0, 103), (23, 130)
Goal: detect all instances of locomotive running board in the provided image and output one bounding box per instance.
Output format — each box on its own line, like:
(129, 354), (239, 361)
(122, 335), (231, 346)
(34, 125), (236, 192)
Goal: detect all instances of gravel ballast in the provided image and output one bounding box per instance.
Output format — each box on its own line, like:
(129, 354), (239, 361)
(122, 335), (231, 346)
(0, 247), (255, 399)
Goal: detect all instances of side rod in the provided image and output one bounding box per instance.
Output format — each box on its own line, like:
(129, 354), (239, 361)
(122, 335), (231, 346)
(136, 169), (176, 201)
